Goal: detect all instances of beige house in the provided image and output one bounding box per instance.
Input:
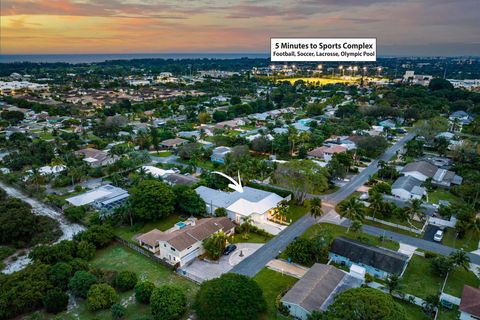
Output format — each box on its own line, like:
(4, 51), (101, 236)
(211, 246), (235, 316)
(75, 148), (118, 167)
(137, 217), (235, 267)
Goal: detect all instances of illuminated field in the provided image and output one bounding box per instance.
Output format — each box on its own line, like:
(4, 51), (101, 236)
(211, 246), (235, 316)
(276, 76), (386, 85)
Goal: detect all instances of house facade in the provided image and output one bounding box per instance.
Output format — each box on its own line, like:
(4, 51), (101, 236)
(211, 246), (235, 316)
(391, 175), (426, 200)
(329, 237), (410, 280)
(75, 148), (119, 167)
(136, 217), (235, 267)
(401, 161), (462, 188)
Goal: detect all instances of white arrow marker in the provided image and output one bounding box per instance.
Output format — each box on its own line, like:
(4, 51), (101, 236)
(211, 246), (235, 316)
(212, 171), (244, 193)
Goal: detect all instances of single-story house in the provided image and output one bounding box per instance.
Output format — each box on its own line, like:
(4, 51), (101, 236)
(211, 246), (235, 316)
(449, 111), (472, 126)
(75, 148), (119, 167)
(137, 217), (235, 267)
(210, 146), (232, 164)
(281, 264), (363, 320)
(329, 237), (410, 279)
(391, 175), (426, 200)
(178, 130), (201, 139)
(195, 185), (288, 224)
(161, 138), (188, 149)
(459, 285), (480, 320)
(66, 184), (129, 212)
(163, 173), (200, 186)
(141, 165), (175, 178)
(215, 119), (245, 129)
(379, 119), (396, 129)
(401, 161), (462, 188)
(307, 145), (347, 162)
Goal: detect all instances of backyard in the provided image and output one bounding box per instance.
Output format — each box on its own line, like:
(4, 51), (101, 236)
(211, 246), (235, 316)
(115, 213), (183, 243)
(428, 190), (460, 205)
(253, 268), (298, 320)
(39, 244), (198, 320)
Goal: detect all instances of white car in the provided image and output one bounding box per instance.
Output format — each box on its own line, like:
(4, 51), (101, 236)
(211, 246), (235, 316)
(433, 230), (444, 242)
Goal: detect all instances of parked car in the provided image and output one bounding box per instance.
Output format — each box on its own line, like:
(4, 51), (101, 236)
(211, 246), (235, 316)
(223, 244), (237, 255)
(434, 230), (444, 242)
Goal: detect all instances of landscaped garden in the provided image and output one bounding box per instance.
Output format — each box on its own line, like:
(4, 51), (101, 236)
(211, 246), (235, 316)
(253, 268), (298, 320)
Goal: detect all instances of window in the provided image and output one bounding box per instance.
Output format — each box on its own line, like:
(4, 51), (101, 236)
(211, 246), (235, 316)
(171, 247), (176, 251)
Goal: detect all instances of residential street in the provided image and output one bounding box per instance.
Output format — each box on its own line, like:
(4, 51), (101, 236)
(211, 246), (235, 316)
(232, 131), (422, 277)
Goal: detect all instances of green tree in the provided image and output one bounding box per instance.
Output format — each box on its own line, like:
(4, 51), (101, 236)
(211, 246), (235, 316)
(385, 274), (401, 294)
(150, 285), (187, 320)
(214, 207), (227, 217)
(173, 185), (206, 216)
(76, 240), (96, 261)
(430, 256), (454, 277)
(43, 288), (69, 314)
(129, 180), (175, 222)
(324, 288), (406, 320)
(274, 160), (329, 204)
(284, 238), (319, 266)
(135, 281), (155, 304)
(115, 270), (138, 292)
(203, 231), (228, 260)
(111, 303), (126, 320)
(48, 262), (73, 290)
(310, 198), (323, 219)
(350, 220), (363, 233)
(87, 284), (119, 311)
(194, 273), (267, 320)
(338, 198), (365, 232)
(449, 250), (470, 270)
(69, 270), (97, 298)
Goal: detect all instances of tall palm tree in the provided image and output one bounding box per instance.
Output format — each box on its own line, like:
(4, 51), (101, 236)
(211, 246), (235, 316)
(29, 168), (45, 193)
(310, 197), (323, 219)
(369, 191), (384, 220)
(242, 216), (253, 239)
(449, 250), (470, 270)
(339, 197), (365, 232)
(405, 199), (423, 221)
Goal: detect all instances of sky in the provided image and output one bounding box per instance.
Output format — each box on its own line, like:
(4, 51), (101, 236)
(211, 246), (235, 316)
(1, 0), (479, 56)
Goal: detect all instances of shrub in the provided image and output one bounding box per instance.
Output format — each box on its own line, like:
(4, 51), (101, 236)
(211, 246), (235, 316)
(424, 251), (438, 259)
(69, 270), (97, 298)
(150, 285), (187, 320)
(76, 240), (96, 261)
(194, 273), (266, 320)
(43, 288), (69, 314)
(115, 270), (138, 292)
(48, 262), (73, 290)
(135, 281), (155, 304)
(63, 206), (88, 222)
(111, 303), (126, 320)
(87, 284), (119, 311)
(75, 224), (114, 248)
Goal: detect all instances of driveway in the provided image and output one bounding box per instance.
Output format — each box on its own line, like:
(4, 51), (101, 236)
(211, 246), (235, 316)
(182, 243), (262, 282)
(423, 225), (441, 243)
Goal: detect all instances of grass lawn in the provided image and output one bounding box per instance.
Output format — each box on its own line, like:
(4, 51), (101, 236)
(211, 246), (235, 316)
(151, 151), (173, 157)
(286, 203), (309, 223)
(301, 223), (400, 251)
(253, 268), (298, 320)
(194, 159), (215, 170)
(437, 306), (460, 320)
(443, 228), (480, 252)
(363, 219), (423, 238)
(394, 298), (430, 320)
(231, 232), (272, 244)
(51, 244), (198, 320)
(115, 214), (183, 243)
(401, 255), (443, 299)
(428, 190), (460, 205)
(444, 267), (480, 297)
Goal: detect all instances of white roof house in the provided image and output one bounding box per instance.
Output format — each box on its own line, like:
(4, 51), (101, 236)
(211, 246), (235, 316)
(66, 185), (129, 211)
(141, 165), (175, 178)
(195, 186), (286, 224)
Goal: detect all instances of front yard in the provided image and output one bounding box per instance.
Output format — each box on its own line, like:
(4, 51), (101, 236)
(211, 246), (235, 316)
(444, 267), (480, 297)
(253, 268), (298, 320)
(302, 223), (400, 251)
(401, 255), (443, 299)
(443, 228), (480, 252)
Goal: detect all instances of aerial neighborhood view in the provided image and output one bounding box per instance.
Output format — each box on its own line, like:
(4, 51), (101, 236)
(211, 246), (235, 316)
(1, 1), (480, 320)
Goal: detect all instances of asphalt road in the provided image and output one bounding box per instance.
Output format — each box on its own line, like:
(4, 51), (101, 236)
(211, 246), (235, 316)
(231, 131), (418, 277)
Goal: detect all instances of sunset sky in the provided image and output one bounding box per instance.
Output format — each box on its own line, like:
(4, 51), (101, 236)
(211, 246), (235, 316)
(1, 0), (479, 55)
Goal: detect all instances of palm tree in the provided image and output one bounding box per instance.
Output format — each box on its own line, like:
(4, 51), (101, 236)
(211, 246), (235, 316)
(29, 168), (45, 193)
(339, 197), (365, 232)
(404, 199), (424, 227)
(449, 250), (470, 270)
(385, 274), (401, 294)
(369, 191), (384, 220)
(310, 198), (323, 219)
(67, 167), (82, 186)
(378, 160), (387, 170)
(242, 216), (253, 240)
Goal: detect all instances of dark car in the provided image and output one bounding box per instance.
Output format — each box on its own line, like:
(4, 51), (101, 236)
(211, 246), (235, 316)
(223, 244), (237, 255)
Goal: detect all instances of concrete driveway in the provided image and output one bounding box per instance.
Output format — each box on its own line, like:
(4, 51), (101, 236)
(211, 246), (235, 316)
(182, 243), (263, 282)
(424, 225), (441, 243)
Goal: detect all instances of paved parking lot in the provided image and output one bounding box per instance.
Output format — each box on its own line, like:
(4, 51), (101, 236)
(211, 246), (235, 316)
(182, 243), (263, 282)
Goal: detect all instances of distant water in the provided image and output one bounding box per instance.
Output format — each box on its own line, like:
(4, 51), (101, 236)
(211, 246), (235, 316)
(0, 53), (269, 64)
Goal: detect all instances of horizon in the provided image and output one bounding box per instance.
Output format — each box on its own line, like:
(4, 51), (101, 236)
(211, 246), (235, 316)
(2, 0), (479, 56)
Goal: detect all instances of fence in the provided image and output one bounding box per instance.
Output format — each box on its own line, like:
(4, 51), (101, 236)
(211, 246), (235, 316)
(176, 268), (204, 284)
(365, 216), (426, 234)
(114, 236), (174, 270)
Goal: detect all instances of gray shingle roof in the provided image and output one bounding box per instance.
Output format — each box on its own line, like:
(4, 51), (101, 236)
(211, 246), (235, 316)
(392, 175), (423, 192)
(401, 161), (438, 177)
(330, 237), (409, 275)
